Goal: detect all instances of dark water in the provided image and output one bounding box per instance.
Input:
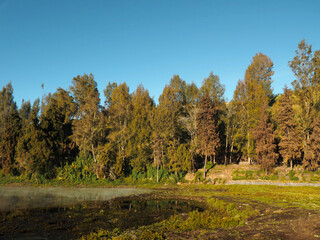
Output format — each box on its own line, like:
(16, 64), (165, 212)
(0, 187), (204, 240)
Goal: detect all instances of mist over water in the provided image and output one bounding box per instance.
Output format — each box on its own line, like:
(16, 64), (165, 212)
(0, 187), (205, 239)
(0, 187), (153, 211)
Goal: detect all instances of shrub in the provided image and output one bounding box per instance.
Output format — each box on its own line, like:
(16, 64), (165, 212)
(232, 170), (256, 180)
(288, 170), (299, 181)
(194, 171), (204, 182)
(57, 154), (97, 184)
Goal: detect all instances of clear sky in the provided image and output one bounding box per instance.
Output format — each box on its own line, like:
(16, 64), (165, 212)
(1, 0), (319, 106)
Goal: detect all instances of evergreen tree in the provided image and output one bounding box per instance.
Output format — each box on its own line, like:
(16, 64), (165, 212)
(0, 110), (21, 175)
(196, 94), (220, 179)
(0, 83), (20, 175)
(40, 88), (77, 167)
(16, 99), (53, 177)
(0, 82), (16, 117)
(19, 100), (31, 124)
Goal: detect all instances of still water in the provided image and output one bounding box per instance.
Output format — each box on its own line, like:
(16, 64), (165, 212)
(0, 187), (203, 239)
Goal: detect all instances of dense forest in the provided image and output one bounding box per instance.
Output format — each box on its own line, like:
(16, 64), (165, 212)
(1, 40), (320, 182)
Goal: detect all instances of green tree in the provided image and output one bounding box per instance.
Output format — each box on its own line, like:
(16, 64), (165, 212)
(224, 102), (237, 164)
(40, 88), (77, 167)
(127, 84), (154, 173)
(16, 99), (53, 177)
(200, 72), (225, 104)
(0, 82), (16, 117)
(0, 110), (21, 175)
(104, 82), (132, 177)
(0, 83), (20, 175)
(196, 94), (220, 179)
(104, 82), (118, 107)
(231, 80), (248, 162)
(231, 53), (274, 163)
(153, 75), (187, 169)
(19, 100), (31, 124)
(289, 40), (320, 162)
(70, 73), (103, 164)
(180, 82), (200, 171)
(167, 140), (190, 175)
(152, 131), (164, 182)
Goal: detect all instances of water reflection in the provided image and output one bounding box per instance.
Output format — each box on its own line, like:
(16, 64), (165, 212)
(0, 187), (204, 240)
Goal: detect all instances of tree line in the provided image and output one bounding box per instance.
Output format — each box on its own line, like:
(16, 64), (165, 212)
(1, 39), (320, 181)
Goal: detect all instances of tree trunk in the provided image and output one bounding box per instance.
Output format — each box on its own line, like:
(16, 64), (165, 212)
(157, 164), (159, 183)
(247, 132), (251, 164)
(204, 154), (207, 179)
(225, 131), (229, 165)
(229, 142), (234, 164)
(290, 159), (293, 170)
(92, 144), (96, 163)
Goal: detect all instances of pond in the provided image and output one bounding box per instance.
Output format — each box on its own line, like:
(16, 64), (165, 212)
(0, 187), (204, 239)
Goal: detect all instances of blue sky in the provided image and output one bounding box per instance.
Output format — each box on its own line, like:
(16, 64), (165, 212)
(1, 0), (319, 106)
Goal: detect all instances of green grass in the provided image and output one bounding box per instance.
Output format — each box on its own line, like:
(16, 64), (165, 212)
(232, 170), (257, 180)
(81, 183), (320, 239)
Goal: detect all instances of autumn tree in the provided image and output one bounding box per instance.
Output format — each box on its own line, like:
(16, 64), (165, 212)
(196, 94), (220, 179)
(274, 87), (302, 169)
(252, 103), (278, 172)
(304, 117), (320, 170)
(200, 72), (226, 164)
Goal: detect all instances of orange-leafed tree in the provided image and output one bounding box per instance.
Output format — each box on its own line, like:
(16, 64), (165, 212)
(196, 94), (220, 179)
